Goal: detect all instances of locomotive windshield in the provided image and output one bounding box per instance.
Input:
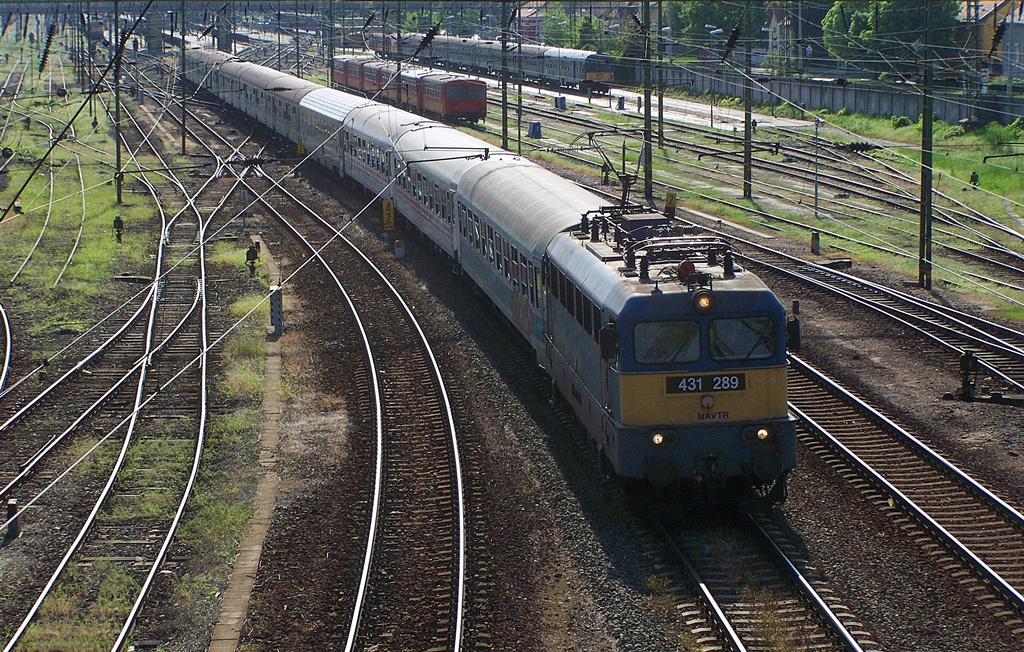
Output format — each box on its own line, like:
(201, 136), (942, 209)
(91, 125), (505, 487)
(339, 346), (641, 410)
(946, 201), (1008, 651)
(709, 317), (776, 362)
(634, 321), (700, 364)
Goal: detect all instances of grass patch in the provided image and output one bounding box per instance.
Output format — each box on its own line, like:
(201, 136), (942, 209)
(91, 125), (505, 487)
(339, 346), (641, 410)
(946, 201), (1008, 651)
(744, 587), (799, 651)
(20, 562), (140, 651)
(644, 574), (676, 617)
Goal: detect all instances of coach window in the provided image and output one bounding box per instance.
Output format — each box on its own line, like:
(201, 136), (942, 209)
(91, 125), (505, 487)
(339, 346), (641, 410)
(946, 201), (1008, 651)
(582, 295), (593, 334)
(486, 226), (494, 262)
(534, 266), (543, 307)
(520, 253), (529, 296)
(502, 241), (510, 280)
(532, 262), (540, 305)
(550, 268), (561, 302)
(634, 321), (701, 364)
(574, 285), (583, 326)
(709, 317), (776, 362)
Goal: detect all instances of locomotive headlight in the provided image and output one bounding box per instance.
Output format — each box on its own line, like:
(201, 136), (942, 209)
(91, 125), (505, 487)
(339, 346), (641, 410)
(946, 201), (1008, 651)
(756, 428), (770, 441)
(652, 432), (665, 446)
(692, 288), (714, 313)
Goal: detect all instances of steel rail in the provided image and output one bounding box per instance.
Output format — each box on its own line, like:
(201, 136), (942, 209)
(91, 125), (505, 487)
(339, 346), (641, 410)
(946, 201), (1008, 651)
(788, 357), (1024, 614)
(0, 284), (155, 433)
(111, 174), (211, 651)
(3, 146), (172, 652)
(0, 281), (199, 507)
(790, 353), (1024, 532)
(9, 141), (55, 284)
(652, 519), (748, 652)
(0, 302), (9, 393)
(53, 152), (86, 285)
(238, 172), (386, 652)
(249, 165), (466, 652)
(747, 515), (865, 652)
(736, 254), (1024, 393)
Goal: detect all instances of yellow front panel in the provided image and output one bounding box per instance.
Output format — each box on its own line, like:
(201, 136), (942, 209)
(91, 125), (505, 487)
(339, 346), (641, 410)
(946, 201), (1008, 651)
(618, 366), (788, 426)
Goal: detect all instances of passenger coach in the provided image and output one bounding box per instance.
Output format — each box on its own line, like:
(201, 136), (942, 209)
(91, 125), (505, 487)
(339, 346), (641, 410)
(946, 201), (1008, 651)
(331, 55), (487, 122)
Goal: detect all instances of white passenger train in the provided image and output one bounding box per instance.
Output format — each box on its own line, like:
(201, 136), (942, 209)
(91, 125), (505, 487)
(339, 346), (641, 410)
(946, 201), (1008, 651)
(185, 48), (797, 505)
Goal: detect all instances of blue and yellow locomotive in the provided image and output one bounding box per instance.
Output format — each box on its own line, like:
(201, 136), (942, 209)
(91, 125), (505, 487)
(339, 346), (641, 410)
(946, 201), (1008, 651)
(543, 214), (796, 504)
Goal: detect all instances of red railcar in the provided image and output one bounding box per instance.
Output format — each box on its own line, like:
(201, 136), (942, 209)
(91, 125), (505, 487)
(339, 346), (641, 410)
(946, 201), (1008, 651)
(332, 55), (487, 122)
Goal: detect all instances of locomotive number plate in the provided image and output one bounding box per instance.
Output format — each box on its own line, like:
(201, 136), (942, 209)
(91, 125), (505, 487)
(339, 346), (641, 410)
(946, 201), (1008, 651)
(666, 373), (746, 394)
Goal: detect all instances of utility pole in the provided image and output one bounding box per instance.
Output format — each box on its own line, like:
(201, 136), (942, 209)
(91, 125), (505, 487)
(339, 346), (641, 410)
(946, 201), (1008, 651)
(328, 0), (334, 84)
(643, 0), (653, 203)
(501, 0), (508, 150)
(814, 118), (820, 219)
(797, 0), (803, 73)
(919, 3), (933, 289)
(180, 0), (186, 155)
(657, 0), (664, 147)
(743, 1), (752, 200)
(295, 0), (301, 78)
(517, 5), (523, 156)
(114, 0), (121, 204)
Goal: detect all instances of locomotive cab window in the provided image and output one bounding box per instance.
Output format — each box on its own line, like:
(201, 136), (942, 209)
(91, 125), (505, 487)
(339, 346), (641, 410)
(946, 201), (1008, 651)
(634, 321), (700, 364)
(709, 317), (776, 362)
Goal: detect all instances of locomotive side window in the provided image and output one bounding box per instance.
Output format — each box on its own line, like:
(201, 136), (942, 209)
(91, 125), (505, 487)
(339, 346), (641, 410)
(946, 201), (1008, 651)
(592, 304), (601, 342)
(709, 317), (776, 362)
(634, 321), (700, 364)
(550, 267), (560, 301)
(582, 295), (593, 334)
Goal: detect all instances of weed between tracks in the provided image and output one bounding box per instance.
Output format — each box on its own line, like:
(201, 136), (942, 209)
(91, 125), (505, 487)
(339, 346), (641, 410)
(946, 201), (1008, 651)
(20, 562), (141, 651)
(161, 289), (268, 642)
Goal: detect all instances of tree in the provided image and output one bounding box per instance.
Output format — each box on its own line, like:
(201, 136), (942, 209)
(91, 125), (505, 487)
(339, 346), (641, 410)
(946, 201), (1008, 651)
(671, 1), (768, 43)
(542, 6), (576, 47)
(821, 1), (959, 72)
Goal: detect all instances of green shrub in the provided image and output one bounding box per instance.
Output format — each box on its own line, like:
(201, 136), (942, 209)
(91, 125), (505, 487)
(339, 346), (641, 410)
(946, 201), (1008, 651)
(890, 115), (912, 129)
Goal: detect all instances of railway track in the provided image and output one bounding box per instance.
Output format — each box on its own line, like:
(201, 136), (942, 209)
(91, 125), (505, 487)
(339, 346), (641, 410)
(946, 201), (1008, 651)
(164, 64), (474, 647)
(655, 512), (875, 651)
(789, 353), (1024, 632)
(238, 161), (468, 649)
(734, 246), (1024, 393)
(0, 50), (230, 647)
(491, 96), (1024, 288)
